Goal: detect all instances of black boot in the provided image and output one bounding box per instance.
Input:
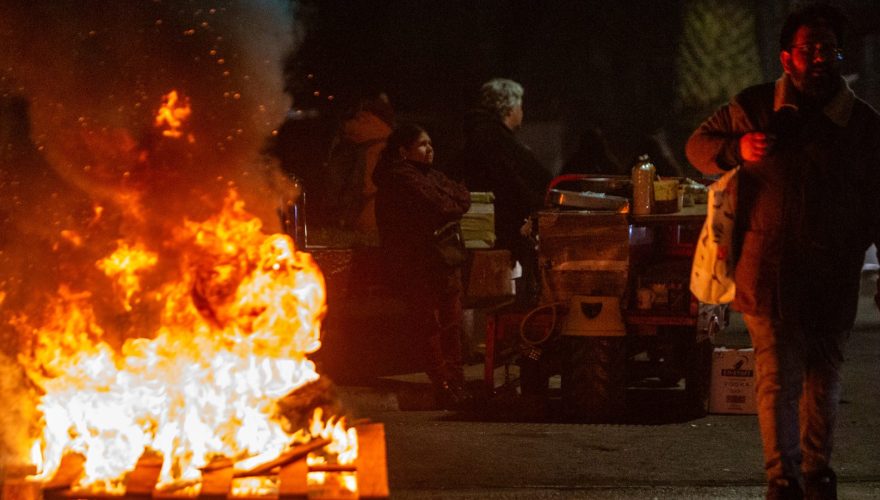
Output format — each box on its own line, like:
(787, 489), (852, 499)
(804, 468), (836, 500)
(766, 477), (803, 500)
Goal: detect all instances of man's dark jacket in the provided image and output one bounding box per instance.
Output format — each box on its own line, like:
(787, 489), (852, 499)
(686, 75), (880, 330)
(452, 109), (552, 255)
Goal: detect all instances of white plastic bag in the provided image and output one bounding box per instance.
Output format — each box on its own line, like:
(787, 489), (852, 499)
(690, 168), (738, 304)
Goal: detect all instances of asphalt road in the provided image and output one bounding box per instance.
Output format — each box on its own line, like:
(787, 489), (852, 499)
(337, 274), (880, 499)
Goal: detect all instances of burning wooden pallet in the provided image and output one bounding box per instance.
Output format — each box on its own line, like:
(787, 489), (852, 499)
(2, 423), (387, 500)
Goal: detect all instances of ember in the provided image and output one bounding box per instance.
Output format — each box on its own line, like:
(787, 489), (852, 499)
(155, 90), (194, 142)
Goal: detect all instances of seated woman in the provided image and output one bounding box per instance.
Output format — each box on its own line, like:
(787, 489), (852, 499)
(372, 123), (472, 409)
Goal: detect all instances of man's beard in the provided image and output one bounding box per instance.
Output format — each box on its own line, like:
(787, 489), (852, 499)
(791, 66), (840, 104)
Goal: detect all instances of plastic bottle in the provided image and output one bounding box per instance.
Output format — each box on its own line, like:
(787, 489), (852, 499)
(631, 154), (656, 215)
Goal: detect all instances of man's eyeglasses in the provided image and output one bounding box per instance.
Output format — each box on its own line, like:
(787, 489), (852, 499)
(789, 43), (844, 61)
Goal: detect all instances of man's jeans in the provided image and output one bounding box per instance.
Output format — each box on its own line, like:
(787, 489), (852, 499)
(743, 315), (849, 483)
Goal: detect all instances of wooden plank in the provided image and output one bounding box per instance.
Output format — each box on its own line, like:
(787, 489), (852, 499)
(29, 424), (386, 499)
(57, 491), (138, 499)
(125, 454), (162, 496)
(277, 458), (307, 499)
(151, 482), (200, 500)
(353, 423), (388, 499)
(43, 453), (85, 491)
(306, 465), (356, 473)
(2, 479), (41, 500)
(2, 464), (39, 500)
(234, 439), (330, 478)
(199, 458), (233, 498)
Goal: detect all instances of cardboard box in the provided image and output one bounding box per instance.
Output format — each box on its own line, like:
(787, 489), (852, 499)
(709, 347), (757, 414)
(462, 192), (495, 249)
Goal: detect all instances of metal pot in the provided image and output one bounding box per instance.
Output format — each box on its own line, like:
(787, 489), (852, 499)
(546, 189), (629, 211)
(547, 174), (632, 199)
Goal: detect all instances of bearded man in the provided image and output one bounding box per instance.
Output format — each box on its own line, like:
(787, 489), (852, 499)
(686, 4), (880, 499)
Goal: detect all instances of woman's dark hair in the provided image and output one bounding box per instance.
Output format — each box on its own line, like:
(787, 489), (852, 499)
(381, 123), (428, 162)
(780, 3), (847, 50)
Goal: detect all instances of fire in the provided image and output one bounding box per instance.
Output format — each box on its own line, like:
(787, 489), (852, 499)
(96, 240), (158, 311)
(306, 408), (359, 497)
(60, 230), (84, 247)
(17, 191), (353, 494)
(307, 408), (358, 466)
(154, 90), (193, 141)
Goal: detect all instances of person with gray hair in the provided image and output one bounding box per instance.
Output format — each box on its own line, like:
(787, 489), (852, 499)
(479, 78), (524, 129)
(451, 78), (551, 306)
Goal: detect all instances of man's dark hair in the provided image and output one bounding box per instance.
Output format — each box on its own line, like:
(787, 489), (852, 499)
(779, 3), (848, 50)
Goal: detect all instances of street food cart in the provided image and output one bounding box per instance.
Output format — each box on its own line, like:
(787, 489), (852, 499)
(485, 175), (724, 420)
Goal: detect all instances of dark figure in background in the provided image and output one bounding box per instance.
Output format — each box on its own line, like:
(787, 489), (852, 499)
(326, 94), (394, 236)
(560, 126), (622, 175)
(268, 110), (336, 228)
(453, 78), (552, 306)
(373, 123), (472, 409)
(686, 5), (880, 499)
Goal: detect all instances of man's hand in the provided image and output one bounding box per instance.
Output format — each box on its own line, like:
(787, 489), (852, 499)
(739, 132), (775, 162)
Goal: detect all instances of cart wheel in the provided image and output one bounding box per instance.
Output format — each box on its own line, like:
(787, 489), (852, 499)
(561, 335), (627, 422)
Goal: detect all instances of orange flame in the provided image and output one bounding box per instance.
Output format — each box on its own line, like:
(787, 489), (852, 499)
(154, 90), (193, 141)
(20, 191), (353, 494)
(307, 408), (358, 466)
(96, 240), (158, 311)
(306, 408), (358, 498)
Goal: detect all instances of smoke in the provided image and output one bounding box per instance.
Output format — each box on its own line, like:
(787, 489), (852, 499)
(0, 0), (299, 222)
(0, 0), (301, 465)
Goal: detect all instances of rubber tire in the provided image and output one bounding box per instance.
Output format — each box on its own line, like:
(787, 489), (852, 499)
(561, 335), (627, 422)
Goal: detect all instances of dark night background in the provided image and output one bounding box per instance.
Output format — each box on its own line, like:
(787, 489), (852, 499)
(277, 0), (880, 176)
